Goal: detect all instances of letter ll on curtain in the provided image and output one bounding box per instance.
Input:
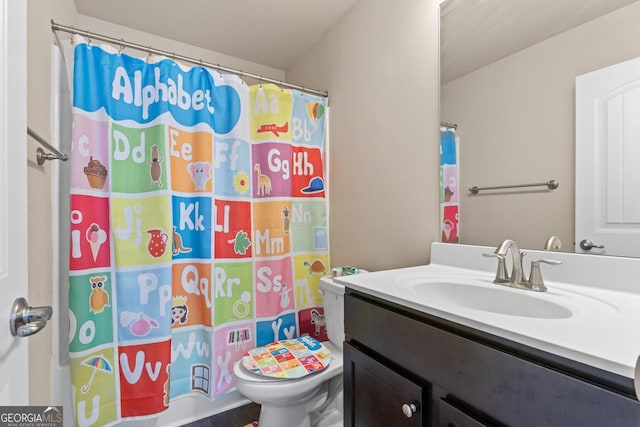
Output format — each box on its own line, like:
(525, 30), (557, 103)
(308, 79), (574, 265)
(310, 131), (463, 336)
(68, 37), (329, 426)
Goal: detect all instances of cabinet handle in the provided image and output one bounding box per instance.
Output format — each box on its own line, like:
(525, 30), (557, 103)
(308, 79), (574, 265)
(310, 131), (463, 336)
(402, 403), (417, 418)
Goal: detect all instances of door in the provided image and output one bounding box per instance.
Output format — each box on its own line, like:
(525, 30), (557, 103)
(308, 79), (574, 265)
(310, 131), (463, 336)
(344, 342), (424, 427)
(0, 0), (29, 404)
(576, 56), (640, 257)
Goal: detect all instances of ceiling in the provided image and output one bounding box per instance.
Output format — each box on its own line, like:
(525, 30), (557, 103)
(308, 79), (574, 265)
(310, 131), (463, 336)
(75, 0), (640, 80)
(74, 0), (357, 70)
(441, 0), (640, 83)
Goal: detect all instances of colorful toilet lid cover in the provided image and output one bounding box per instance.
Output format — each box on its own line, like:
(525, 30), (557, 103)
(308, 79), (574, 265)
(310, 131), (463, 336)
(241, 336), (332, 379)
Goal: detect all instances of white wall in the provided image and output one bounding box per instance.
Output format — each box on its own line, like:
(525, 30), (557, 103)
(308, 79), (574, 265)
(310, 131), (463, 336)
(74, 15), (284, 83)
(441, 1), (640, 251)
(286, 0), (441, 271)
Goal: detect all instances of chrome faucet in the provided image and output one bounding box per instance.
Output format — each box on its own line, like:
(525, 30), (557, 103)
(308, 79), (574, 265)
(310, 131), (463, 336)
(483, 239), (562, 292)
(483, 239), (525, 283)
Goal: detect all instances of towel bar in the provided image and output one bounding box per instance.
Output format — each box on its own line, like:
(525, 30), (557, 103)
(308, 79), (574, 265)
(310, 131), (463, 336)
(469, 180), (558, 194)
(27, 126), (69, 165)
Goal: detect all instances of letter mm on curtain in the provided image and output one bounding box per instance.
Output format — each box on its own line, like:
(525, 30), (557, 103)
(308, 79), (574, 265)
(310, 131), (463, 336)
(68, 37), (329, 426)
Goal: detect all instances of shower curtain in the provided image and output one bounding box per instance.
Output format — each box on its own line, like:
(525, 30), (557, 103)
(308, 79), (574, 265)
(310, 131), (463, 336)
(67, 36), (329, 426)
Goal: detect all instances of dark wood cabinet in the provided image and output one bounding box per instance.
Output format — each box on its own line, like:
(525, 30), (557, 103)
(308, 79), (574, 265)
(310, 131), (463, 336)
(344, 342), (424, 426)
(344, 289), (640, 427)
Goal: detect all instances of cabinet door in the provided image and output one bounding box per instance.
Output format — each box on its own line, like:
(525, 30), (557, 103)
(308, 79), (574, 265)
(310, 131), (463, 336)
(344, 342), (425, 427)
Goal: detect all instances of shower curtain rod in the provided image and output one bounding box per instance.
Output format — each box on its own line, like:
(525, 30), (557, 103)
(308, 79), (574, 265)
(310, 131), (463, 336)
(440, 121), (457, 130)
(50, 20), (329, 98)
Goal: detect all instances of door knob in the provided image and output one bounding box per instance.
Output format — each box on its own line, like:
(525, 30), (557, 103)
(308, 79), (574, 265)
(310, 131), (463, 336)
(9, 297), (53, 337)
(579, 239), (604, 251)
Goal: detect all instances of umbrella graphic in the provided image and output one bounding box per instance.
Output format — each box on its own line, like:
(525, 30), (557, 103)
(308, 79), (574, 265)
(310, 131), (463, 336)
(81, 354), (113, 394)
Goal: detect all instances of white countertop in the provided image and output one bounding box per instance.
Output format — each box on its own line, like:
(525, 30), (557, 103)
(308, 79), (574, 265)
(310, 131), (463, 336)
(335, 243), (640, 380)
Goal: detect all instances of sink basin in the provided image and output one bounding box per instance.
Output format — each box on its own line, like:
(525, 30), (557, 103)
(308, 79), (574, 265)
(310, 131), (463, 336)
(402, 280), (573, 319)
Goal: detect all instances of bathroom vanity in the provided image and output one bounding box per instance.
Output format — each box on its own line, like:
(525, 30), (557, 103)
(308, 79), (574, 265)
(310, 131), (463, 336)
(336, 243), (640, 426)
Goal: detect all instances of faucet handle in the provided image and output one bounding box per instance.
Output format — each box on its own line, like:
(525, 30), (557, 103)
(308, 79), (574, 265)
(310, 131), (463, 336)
(528, 259), (562, 292)
(544, 235), (563, 251)
(533, 259), (562, 266)
(483, 253), (508, 283)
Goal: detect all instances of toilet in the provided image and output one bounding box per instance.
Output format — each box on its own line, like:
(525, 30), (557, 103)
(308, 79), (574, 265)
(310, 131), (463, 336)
(233, 277), (345, 427)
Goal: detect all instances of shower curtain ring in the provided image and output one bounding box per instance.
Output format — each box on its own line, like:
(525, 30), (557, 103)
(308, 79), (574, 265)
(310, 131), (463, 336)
(118, 38), (124, 54)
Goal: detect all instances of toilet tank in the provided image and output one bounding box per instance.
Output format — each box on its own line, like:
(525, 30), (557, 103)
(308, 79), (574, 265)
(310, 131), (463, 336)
(319, 277), (345, 350)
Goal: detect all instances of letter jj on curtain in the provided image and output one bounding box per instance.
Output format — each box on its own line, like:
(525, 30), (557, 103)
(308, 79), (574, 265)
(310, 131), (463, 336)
(67, 36), (329, 426)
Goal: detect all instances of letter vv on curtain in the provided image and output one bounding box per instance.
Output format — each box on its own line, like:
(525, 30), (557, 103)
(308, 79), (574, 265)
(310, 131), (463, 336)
(68, 37), (329, 426)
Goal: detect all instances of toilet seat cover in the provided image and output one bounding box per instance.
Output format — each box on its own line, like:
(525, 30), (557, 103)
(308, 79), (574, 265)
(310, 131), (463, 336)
(241, 336), (332, 379)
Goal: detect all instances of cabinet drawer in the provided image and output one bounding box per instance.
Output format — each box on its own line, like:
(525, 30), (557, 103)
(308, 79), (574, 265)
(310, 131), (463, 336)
(438, 398), (488, 427)
(344, 342), (425, 426)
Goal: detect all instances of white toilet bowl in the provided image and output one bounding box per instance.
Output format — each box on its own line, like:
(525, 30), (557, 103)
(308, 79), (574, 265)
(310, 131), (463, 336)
(233, 277), (345, 427)
(233, 342), (343, 427)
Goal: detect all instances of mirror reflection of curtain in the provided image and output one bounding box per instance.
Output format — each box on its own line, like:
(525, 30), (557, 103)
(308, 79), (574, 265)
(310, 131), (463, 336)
(440, 127), (459, 243)
(66, 36), (330, 425)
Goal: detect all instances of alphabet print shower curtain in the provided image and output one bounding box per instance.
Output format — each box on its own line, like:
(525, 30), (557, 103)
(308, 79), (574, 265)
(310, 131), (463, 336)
(67, 37), (329, 426)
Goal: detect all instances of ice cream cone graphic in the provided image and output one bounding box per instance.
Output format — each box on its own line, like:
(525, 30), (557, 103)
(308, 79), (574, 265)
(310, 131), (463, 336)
(85, 223), (107, 262)
(89, 241), (100, 260)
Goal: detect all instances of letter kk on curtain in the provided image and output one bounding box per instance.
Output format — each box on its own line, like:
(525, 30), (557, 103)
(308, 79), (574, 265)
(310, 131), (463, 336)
(67, 37), (329, 426)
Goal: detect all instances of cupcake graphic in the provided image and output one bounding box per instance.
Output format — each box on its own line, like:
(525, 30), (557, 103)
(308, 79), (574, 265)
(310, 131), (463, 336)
(444, 186), (454, 202)
(84, 156), (108, 189)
